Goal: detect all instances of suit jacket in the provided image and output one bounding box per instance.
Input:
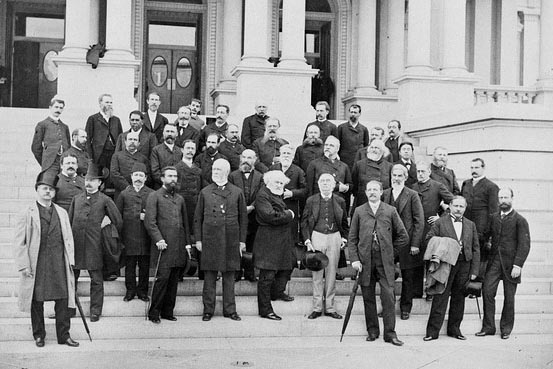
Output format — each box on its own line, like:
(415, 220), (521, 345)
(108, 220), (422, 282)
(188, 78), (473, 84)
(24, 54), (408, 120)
(425, 215), (480, 277)
(348, 202), (409, 287)
(293, 141), (324, 173)
(384, 134), (411, 162)
(382, 186), (425, 269)
(194, 151), (228, 188)
(305, 156), (352, 198)
(199, 122), (228, 152)
(430, 163), (460, 195)
(31, 117), (71, 170)
(241, 114), (268, 149)
(115, 129), (157, 159)
(115, 185), (154, 255)
(218, 140), (246, 171)
(301, 193), (349, 241)
(143, 111), (169, 143)
(352, 158), (393, 207)
(252, 136), (289, 168)
(65, 146), (90, 177)
(54, 173), (85, 211)
(394, 159), (417, 188)
(150, 143), (183, 187)
(228, 169), (264, 206)
(85, 112), (123, 163)
(411, 179), (454, 224)
(303, 120), (338, 142)
(174, 122), (200, 149)
(336, 121), (369, 169)
(485, 210), (530, 284)
(461, 177), (499, 239)
(110, 150), (150, 195)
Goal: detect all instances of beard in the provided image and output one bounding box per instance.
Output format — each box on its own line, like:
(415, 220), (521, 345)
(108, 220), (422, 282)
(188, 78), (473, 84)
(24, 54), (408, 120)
(206, 146), (217, 155)
(303, 137), (323, 146)
(240, 162), (253, 172)
(367, 152), (382, 162)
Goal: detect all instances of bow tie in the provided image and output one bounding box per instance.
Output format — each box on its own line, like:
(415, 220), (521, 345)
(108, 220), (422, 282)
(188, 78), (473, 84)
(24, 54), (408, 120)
(217, 186), (225, 191)
(453, 217), (463, 222)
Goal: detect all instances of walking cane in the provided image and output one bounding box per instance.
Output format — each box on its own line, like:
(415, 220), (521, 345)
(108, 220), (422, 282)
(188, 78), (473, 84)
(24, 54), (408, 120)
(475, 296), (481, 320)
(70, 267), (92, 341)
(145, 250), (163, 320)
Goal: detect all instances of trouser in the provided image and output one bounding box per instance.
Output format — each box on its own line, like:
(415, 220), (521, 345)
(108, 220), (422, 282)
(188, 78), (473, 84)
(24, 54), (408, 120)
(400, 267), (420, 313)
(257, 269), (290, 316)
(31, 298), (70, 343)
(202, 270), (236, 315)
(481, 254), (518, 335)
(311, 231), (341, 313)
(412, 265), (425, 297)
(41, 155), (61, 178)
(425, 257), (470, 338)
(149, 267), (180, 319)
(125, 254), (150, 297)
(361, 249), (397, 340)
(74, 269), (103, 316)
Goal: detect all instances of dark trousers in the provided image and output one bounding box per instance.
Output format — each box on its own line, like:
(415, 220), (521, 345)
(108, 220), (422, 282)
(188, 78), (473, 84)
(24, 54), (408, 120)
(74, 269), (103, 315)
(202, 270), (236, 315)
(257, 269), (290, 316)
(426, 257), (470, 338)
(400, 267), (420, 313)
(482, 254), (518, 335)
(149, 267), (179, 319)
(361, 250), (397, 340)
(31, 298), (70, 343)
(412, 265), (424, 297)
(125, 255), (150, 297)
(41, 155), (61, 179)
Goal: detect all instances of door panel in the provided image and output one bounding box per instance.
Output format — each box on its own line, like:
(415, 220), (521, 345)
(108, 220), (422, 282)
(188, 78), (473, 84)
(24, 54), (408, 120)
(12, 41), (39, 107)
(170, 50), (196, 112)
(38, 42), (63, 108)
(147, 48), (172, 113)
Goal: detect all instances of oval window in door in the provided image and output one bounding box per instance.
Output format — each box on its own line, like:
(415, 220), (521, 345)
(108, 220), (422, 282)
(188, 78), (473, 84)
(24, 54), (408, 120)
(43, 50), (58, 82)
(176, 57), (192, 88)
(150, 56), (168, 87)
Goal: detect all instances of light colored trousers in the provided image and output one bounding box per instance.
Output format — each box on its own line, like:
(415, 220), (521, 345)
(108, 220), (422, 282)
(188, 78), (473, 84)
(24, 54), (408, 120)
(311, 231), (341, 313)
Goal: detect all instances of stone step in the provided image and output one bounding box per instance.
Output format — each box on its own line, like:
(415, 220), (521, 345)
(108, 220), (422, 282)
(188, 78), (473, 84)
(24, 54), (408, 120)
(2, 313), (552, 342)
(2, 294), (553, 319)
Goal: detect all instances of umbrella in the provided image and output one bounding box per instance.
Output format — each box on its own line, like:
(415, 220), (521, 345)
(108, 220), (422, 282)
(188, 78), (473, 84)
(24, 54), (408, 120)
(340, 270), (361, 342)
(145, 250), (163, 320)
(71, 267), (92, 342)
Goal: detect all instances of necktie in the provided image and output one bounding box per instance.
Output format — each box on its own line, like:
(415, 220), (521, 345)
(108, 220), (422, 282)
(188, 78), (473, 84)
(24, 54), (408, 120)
(500, 213), (505, 220)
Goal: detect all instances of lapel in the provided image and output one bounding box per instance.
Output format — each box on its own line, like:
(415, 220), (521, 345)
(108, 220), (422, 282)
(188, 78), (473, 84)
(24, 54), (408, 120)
(30, 205), (40, 232)
(312, 195), (321, 222)
(97, 113), (108, 127)
(443, 216), (458, 240)
(47, 206), (59, 237)
(213, 184), (231, 198)
(331, 195), (343, 225)
(396, 188), (409, 214)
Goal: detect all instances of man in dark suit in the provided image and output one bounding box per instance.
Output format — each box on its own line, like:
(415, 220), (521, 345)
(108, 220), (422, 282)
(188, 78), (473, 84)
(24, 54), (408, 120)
(85, 93), (123, 176)
(110, 131), (150, 200)
(241, 101), (269, 149)
(430, 146), (460, 195)
(354, 126), (385, 163)
(150, 125), (183, 189)
(229, 149), (264, 282)
(174, 106), (200, 149)
(116, 111), (157, 159)
(65, 129), (90, 177)
(394, 142), (417, 188)
(461, 158), (499, 277)
(382, 165), (424, 320)
(252, 117), (289, 168)
(55, 154), (85, 212)
(302, 173), (349, 320)
(476, 188), (530, 339)
(336, 104), (369, 171)
(143, 92), (169, 143)
(303, 101), (337, 143)
(349, 180), (409, 346)
(194, 132), (228, 188)
(218, 124), (245, 171)
(423, 196), (480, 341)
(195, 159), (248, 322)
(31, 97), (71, 177)
(198, 104), (230, 152)
(384, 120), (411, 163)
(189, 98), (206, 131)
(293, 124), (324, 173)
(144, 166), (192, 323)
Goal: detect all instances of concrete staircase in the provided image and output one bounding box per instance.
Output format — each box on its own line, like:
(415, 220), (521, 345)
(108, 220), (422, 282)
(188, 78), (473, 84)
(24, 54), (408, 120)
(0, 107), (552, 342)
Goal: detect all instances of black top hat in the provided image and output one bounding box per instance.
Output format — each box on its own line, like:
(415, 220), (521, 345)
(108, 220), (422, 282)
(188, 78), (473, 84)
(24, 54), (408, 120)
(85, 162), (109, 180)
(183, 257), (198, 277)
(301, 251), (329, 272)
(35, 171), (59, 190)
(131, 162), (148, 174)
(463, 279), (482, 297)
(241, 251), (253, 271)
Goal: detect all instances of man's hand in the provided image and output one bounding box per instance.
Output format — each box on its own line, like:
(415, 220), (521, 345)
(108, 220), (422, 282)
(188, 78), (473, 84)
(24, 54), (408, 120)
(304, 239), (315, 252)
(239, 242), (246, 257)
(247, 205), (255, 214)
(140, 212), (145, 221)
(338, 182), (349, 193)
(283, 189), (293, 199)
(195, 241), (202, 252)
(351, 261), (362, 272)
(410, 247), (420, 255)
(470, 274), (477, 280)
(156, 240), (168, 251)
(185, 246), (192, 259)
(511, 265), (521, 279)
(340, 238), (347, 249)
(287, 209), (295, 219)
(428, 215), (440, 224)
(21, 268), (33, 278)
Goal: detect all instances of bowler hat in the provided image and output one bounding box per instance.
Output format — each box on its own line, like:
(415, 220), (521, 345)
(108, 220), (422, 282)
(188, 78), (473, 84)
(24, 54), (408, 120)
(85, 162), (109, 180)
(35, 171), (59, 190)
(131, 162), (148, 174)
(301, 251), (329, 272)
(241, 251), (253, 271)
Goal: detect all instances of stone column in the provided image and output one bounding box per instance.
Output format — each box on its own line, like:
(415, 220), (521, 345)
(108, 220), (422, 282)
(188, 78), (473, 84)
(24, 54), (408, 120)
(523, 10), (540, 86)
(500, 0), (518, 85)
(536, 0), (553, 104)
(441, 0), (468, 75)
(240, 0), (271, 67)
(279, 0), (308, 69)
(355, 0), (378, 93)
(385, 0), (405, 92)
(405, 0), (432, 74)
(104, 0), (134, 60)
(473, 0), (492, 84)
(59, 0), (99, 59)
(221, 0), (243, 80)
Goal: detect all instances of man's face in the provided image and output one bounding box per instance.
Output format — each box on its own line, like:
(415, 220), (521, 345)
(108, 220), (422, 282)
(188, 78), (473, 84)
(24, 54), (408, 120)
(36, 184), (55, 202)
(388, 121), (400, 138)
(100, 95), (113, 115)
(74, 131), (87, 148)
(450, 198), (466, 218)
(129, 114), (143, 131)
(216, 107), (229, 123)
(49, 102), (64, 118)
(267, 178), (285, 195)
(266, 121), (279, 136)
(147, 94), (160, 112)
(470, 161), (485, 179)
(125, 135), (139, 151)
(306, 125), (321, 140)
(433, 148), (448, 167)
(206, 135), (219, 150)
(399, 144), (413, 161)
(190, 100), (201, 114)
(279, 147), (293, 165)
(315, 104), (329, 121)
(417, 166), (430, 182)
(183, 142), (196, 160)
(349, 107), (361, 122)
(212, 162), (228, 183)
(177, 107), (191, 122)
(365, 182), (383, 203)
(369, 128), (383, 142)
(163, 125), (177, 144)
(391, 168), (406, 186)
(324, 139), (339, 157)
(85, 178), (101, 193)
(161, 169), (178, 189)
(240, 151), (256, 171)
(498, 189), (513, 211)
(255, 104), (268, 117)
(226, 126), (240, 143)
(367, 142), (383, 161)
(131, 171), (146, 187)
(318, 175), (335, 194)
(61, 156), (77, 177)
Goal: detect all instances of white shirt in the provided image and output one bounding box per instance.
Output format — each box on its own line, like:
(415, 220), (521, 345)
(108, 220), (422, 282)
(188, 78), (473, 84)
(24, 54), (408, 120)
(392, 185), (404, 201)
(501, 208), (514, 218)
(182, 158), (193, 167)
(369, 200), (380, 214)
(100, 111), (110, 122)
(148, 110), (157, 125)
(164, 142), (175, 151)
(472, 175), (485, 185)
(133, 184), (144, 192)
(450, 216), (463, 241)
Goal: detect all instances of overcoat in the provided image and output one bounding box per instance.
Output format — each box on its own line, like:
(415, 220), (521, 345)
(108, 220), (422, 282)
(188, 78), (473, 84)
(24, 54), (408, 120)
(14, 203), (76, 312)
(336, 121), (369, 170)
(241, 114), (268, 149)
(110, 149), (150, 196)
(461, 177), (499, 240)
(253, 186), (294, 270)
(194, 183), (247, 271)
(430, 163), (461, 195)
(252, 137), (289, 168)
(352, 158), (393, 207)
(54, 173), (85, 211)
(303, 120), (337, 143)
(150, 143), (183, 186)
(382, 187), (425, 269)
(115, 129), (157, 159)
(115, 185), (154, 255)
(85, 112), (123, 164)
(411, 179), (454, 236)
(175, 161), (202, 236)
(69, 191), (122, 270)
(218, 140), (245, 171)
(144, 187), (191, 268)
(293, 141), (324, 173)
(175, 122), (200, 149)
(348, 202), (409, 287)
(305, 156), (352, 198)
(31, 117), (71, 171)
(193, 151), (227, 188)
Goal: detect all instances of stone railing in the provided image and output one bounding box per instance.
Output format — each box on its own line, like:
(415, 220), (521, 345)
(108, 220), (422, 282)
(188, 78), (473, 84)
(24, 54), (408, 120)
(474, 86), (537, 105)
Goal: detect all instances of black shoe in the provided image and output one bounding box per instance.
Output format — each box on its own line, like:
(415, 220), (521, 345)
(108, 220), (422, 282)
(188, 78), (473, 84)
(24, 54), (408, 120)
(324, 311), (343, 319)
(377, 312), (383, 318)
(475, 331), (494, 337)
(149, 317), (161, 324)
(501, 333), (510, 340)
(307, 311), (322, 320)
(245, 276), (258, 282)
(202, 313), (213, 321)
(425, 295), (433, 302)
(385, 337), (404, 346)
(274, 294), (294, 302)
(61, 337), (79, 347)
(90, 314), (100, 322)
(400, 312), (410, 320)
(48, 313), (56, 319)
(35, 337), (45, 347)
(123, 293), (135, 302)
(335, 274), (344, 281)
(448, 333), (466, 340)
(261, 313), (282, 321)
(104, 274), (118, 282)
(366, 334), (379, 342)
(423, 336), (437, 341)
(138, 295), (150, 302)
(161, 315), (177, 321)
(224, 313), (241, 321)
